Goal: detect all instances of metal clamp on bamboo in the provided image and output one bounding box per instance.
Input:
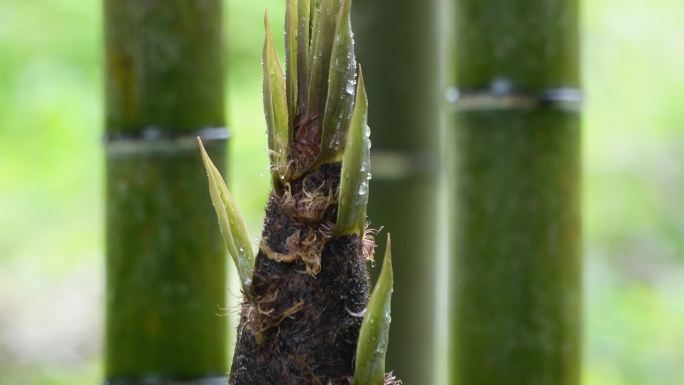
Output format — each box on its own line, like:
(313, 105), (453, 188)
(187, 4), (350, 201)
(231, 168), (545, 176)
(447, 84), (583, 112)
(104, 127), (230, 158)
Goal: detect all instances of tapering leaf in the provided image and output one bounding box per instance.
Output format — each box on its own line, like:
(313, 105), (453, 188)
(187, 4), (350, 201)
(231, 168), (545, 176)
(317, 0), (356, 165)
(306, 0), (342, 122)
(336, 69), (370, 236)
(285, 0), (298, 122)
(263, 12), (289, 179)
(198, 139), (255, 293)
(307, 1), (320, 92)
(353, 235), (394, 385)
(309, 0), (319, 48)
(296, 0), (311, 117)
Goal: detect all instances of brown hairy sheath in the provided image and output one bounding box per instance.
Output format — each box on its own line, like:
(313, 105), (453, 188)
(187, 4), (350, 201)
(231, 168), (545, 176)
(229, 163), (371, 385)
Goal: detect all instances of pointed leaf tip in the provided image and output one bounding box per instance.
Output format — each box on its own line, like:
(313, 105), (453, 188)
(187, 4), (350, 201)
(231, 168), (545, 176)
(263, 12), (289, 184)
(317, 0), (356, 165)
(295, 0), (311, 116)
(263, 8), (270, 26)
(353, 235), (394, 385)
(306, 0), (343, 126)
(336, 69), (370, 236)
(198, 139), (255, 295)
(285, 0), (299, 122)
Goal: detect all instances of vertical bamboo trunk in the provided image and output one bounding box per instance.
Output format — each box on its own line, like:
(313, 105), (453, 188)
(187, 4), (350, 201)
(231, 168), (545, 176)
(449, 0), (582, 384)
(104, 0), (228, 383)
(352, 2), (440, 384)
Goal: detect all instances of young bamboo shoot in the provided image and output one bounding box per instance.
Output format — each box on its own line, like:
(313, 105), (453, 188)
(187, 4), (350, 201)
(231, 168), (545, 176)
(200, 1), (398, 384)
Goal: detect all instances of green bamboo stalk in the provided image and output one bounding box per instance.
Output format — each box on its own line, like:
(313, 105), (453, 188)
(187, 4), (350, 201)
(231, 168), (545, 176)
(103, 0), (228, 383)
(352, 1), (440, 383)
(449, 0), (582, 384)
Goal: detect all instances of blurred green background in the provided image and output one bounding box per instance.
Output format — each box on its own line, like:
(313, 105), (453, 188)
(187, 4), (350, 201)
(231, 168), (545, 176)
(1, 0), (683, 384)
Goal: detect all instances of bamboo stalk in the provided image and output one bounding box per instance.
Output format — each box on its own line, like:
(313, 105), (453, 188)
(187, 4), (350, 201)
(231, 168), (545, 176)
(103, 0), (228, 382)
(449, 0), (582, 384)
(352, 1), (440, 383)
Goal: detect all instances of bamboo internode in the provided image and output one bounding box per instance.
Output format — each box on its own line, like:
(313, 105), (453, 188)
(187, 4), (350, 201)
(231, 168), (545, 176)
(449, 0), (582, 384)
(103, 0), (229, 382)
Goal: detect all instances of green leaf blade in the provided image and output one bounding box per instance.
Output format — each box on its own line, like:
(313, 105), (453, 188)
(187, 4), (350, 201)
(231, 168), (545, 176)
(263, 12), (290, 181)
(318, 0), (356, 165)
(296, 0), (311, 118)
(285, 0), (298, 122)
(353, 235), (394, 385)
(336, 69), (370, 236)
(306, 0), (342, 122)
(198, 139), (255, 292)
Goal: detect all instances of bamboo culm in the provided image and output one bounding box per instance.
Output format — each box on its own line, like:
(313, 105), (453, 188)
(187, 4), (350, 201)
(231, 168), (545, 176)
(104, 0), (229, 382)
(449, 0), (582, 384)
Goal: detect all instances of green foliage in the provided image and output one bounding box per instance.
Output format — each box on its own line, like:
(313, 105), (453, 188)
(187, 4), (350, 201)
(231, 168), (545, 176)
(285, 0), (299, 120)
(263, 0), (369, 234)
(305, 0), (341, 122)
(318, 0), (356, 165)
(198, 139), (255, 292)
(336, 71), (370, 236)
(295, 0), (311, 116)
(353, 235), (394, 385)
(263, 13), (290, 182)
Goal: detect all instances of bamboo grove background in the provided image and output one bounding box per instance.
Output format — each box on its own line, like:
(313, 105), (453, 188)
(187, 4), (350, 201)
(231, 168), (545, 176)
(1, 0), (684, 384)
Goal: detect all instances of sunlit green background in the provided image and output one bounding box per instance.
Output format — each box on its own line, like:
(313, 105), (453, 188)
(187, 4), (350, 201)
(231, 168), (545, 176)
(1, 0), (683, 384)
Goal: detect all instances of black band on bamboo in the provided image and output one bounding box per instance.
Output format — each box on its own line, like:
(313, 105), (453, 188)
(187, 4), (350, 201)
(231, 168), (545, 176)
(370, 150), (439, 181)
(447, 85), (583, 112)
(104, 127), (229, 157)
(104, 376), (228, 385)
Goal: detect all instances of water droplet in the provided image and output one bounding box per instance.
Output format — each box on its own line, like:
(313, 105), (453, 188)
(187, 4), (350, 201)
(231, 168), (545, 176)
(358, 180), (368, 195)
(345, 79), (356, 95)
